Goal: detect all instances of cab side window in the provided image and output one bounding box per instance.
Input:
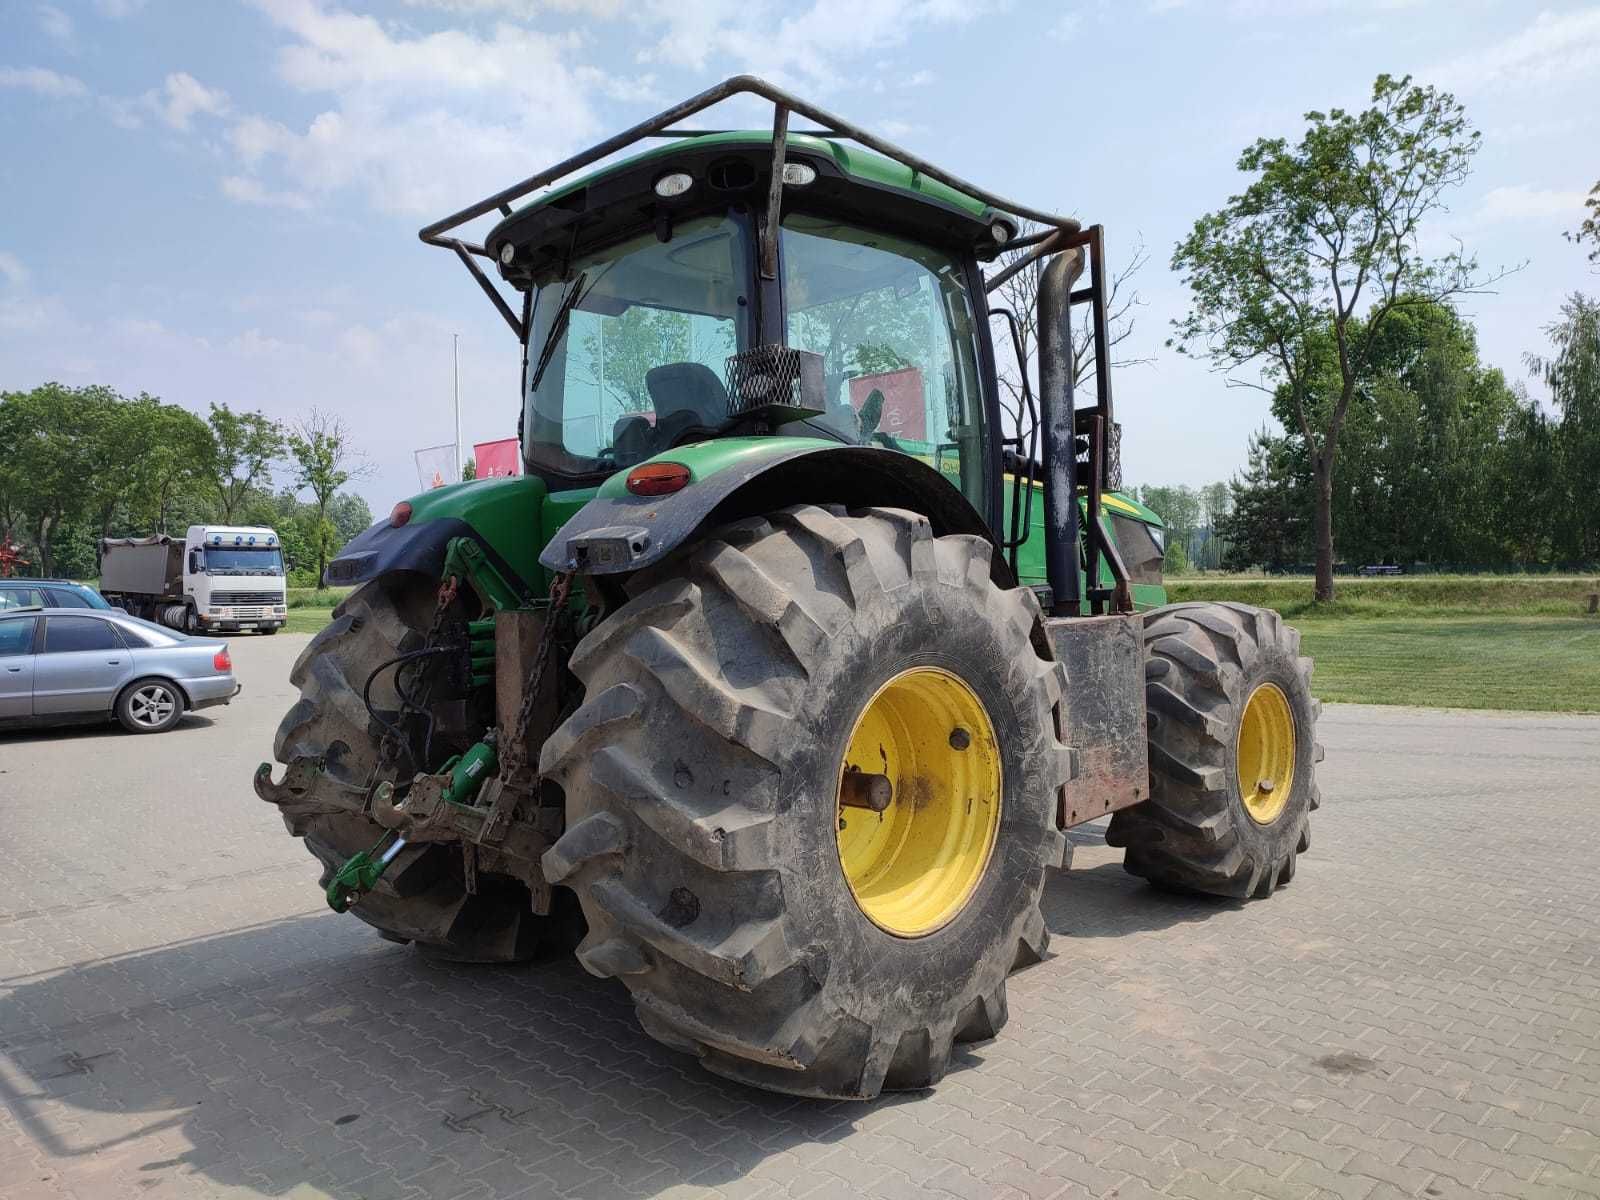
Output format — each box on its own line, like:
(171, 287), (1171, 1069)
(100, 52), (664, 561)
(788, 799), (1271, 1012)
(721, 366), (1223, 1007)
(0, 587), (42, 611)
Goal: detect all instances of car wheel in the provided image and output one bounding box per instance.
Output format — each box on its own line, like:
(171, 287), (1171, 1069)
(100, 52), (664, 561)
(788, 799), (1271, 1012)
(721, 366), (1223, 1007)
(117, 678), (185, 734)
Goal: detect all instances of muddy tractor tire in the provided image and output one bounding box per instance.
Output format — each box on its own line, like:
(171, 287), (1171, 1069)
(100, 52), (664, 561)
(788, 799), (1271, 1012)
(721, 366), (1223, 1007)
(540, 505), (1071, 1100)
(1107, 602), (1322, 898)
(268, 575), (581, 963)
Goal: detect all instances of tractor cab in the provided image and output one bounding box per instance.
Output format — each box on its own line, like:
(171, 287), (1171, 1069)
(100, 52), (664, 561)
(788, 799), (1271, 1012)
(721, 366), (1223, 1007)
(485, 134), (1007, 524)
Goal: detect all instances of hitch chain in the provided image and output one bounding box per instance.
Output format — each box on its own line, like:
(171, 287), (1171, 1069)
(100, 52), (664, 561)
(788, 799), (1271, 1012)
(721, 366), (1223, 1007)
(326, 571), (575, 913)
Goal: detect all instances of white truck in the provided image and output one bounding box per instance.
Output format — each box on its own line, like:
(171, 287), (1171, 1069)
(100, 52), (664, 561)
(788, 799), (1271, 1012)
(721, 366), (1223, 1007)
(100, 525), (288, 635)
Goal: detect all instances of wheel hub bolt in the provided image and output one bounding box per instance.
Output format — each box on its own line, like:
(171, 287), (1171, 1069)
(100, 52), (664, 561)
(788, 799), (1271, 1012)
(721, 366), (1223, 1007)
(840, 771), (893, 812)
(1257, 778), (1276, 794)
(949, 727), (972, 751)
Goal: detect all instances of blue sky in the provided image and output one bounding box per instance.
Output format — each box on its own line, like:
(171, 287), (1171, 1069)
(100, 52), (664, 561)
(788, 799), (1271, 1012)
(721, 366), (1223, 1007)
(2, 0), (1597, 512)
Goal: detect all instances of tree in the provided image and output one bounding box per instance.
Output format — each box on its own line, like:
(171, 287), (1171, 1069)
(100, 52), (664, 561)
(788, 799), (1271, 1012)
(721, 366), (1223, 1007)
(461, 457), (476, 481)
(990, 226), (1151, 436)
(125, 399), (213, 534)
(207, 403), (286, 522)
(1526, 293), (1600, 562)
(1217, 429), (1311, 572)
(1172, 74), (1509, 600)
(1569, 181), (1599, 266)
(0, 384), (92, 577)
(1135, 484), (1203, 569)
(287, 410), (369, 583)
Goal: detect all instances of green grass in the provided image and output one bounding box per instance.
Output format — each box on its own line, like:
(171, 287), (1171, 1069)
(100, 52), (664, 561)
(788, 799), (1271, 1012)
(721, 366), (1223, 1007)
(1167, 574), (1600, 619)
(1293, 616), (1600, 712)
(275, 578), (1599, 712)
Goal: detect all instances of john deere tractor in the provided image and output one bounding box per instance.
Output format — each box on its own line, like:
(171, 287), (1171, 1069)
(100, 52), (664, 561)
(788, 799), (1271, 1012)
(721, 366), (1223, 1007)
(257, 77), (1321, 1100)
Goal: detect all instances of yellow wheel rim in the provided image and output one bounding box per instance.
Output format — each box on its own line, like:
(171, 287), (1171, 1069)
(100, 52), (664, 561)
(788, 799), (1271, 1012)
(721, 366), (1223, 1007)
(835, 668), (1002, 938)
(1236, 682), (1296, 825)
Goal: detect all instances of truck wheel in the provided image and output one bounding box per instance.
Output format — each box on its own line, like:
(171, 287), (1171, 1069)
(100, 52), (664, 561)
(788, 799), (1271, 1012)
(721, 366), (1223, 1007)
(116, 677), (185, 733)
(1107, 603), (1322, 898)
(266, 575), (582, 963)
(541, 505), (1070, 1099)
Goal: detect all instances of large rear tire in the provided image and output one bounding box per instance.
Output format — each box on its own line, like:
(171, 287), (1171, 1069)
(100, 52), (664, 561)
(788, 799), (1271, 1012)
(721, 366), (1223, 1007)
(268, 575), (581, 962)
(540, 505), (1070, 1099)
(1107, 602), (1322, 898)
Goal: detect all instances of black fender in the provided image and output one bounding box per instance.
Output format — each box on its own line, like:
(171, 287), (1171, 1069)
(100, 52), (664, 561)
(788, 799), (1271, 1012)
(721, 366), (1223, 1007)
(324, 516), (532, 595)
(538, 444), (1010, 584)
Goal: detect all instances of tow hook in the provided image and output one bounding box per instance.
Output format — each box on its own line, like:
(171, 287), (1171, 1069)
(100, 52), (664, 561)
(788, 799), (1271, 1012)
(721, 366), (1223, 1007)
(324, 733), (500, 913)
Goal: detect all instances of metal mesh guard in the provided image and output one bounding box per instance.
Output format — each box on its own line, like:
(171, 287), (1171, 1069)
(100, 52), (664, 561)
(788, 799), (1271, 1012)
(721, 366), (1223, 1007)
(1076, 421), (1123, 490)
(725, 346), (825, 419)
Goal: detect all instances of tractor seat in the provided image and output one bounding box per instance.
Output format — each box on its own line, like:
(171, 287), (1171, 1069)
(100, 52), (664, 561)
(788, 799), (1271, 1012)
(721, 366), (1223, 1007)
(646, 362), (728, 447)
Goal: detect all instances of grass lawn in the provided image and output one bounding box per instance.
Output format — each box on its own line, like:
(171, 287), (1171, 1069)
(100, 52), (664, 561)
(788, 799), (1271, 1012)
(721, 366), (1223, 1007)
(1293, 615), (1600, 712)
(277, 578), (1599, 712)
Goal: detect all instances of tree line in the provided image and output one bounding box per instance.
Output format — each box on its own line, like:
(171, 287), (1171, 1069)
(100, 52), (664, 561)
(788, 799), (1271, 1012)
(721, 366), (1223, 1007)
(0, 384), (371, 585)
(1165, 73), (1599, 594)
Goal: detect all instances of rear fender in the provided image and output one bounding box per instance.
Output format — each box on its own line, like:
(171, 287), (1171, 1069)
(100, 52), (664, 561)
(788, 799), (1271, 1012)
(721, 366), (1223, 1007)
(325, 475), (548, 594)
(538, 444), (1007, 583)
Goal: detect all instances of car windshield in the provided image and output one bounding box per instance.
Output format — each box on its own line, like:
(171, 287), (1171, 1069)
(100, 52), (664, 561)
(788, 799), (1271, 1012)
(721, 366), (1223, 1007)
(200, 547), (284, 574)
(522, 213), (750, 476)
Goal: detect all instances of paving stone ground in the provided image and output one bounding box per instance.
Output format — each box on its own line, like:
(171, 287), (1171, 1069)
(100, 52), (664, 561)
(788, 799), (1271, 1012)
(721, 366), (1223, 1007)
(1, 633), (1597, 1200)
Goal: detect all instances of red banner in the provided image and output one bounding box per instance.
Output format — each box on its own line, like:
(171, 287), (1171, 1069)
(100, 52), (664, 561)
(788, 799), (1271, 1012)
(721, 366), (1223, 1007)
(473, 437), (522, 479)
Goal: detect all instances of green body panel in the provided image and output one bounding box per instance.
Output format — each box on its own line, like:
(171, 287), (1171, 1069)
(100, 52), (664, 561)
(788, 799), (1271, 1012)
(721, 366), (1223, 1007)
(595, 435), (835, 498)
(1002, 483), (1169, 612)
(393, 443), (1165, 611)
(404, 475), (549, 591)
(492, 133), (994, 243)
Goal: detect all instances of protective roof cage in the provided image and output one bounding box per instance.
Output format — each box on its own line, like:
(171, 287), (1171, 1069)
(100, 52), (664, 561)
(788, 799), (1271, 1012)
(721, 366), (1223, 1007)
(419, 74), (1129, 612)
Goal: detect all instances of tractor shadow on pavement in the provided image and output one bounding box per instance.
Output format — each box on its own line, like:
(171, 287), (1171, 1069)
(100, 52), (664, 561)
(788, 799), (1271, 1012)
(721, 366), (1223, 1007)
(0, 859), (1227, 1198)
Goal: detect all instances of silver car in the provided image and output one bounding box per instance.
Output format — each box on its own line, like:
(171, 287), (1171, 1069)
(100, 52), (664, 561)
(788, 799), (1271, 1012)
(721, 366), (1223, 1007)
(0, 607), (239, 734)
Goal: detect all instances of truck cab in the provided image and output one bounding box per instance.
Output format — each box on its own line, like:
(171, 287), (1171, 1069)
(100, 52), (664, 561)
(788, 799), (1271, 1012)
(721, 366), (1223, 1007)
(184, 526), (288, 634)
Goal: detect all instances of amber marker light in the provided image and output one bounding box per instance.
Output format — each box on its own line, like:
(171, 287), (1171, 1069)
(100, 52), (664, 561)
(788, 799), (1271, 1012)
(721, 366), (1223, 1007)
(625, 462), (691, 496)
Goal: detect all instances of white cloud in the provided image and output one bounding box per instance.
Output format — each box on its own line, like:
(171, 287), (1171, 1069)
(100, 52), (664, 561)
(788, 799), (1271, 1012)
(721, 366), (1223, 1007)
(0, 65), (89, 98)
(1050, 12), (1082, 38)
(1431, 8), (1600, 91)
(94, 0), (148, 16)
(221, 175), (313, 210)
(223, 0), (606, 217)
(145, 71), (230, 131)
(1476, 184), (1590, 225)
(401, 0), (625, 14)
(0, 252), (28, 287)
(633, 0), (993, 85)
(37, 5), (74, 43)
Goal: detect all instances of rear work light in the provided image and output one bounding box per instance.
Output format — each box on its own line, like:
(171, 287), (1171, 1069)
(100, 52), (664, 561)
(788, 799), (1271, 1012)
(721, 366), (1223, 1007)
(213, 648), (232, 671)
(390, 501), (412, 527)
(625, 462), (691, 496)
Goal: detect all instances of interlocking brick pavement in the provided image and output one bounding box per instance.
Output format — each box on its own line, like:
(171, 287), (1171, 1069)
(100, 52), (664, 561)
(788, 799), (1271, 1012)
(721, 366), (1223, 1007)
(2, 635), (1597, 1199)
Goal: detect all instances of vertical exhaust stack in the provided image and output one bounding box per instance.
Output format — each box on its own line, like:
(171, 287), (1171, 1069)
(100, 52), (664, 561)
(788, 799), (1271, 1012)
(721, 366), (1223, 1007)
(1038, 246), (1086, 618)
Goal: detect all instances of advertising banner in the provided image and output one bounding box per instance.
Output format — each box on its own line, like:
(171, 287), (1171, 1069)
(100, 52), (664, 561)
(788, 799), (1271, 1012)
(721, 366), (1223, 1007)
(414, 443), (458, 490)
(848, 367), (927, 442)
(473, 437), (522, 478)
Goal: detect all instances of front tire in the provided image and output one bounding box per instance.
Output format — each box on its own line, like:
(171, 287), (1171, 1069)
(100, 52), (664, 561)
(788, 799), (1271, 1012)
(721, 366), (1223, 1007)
(1107, 603), (1322, 897)
(540, 505), (1070, 1099)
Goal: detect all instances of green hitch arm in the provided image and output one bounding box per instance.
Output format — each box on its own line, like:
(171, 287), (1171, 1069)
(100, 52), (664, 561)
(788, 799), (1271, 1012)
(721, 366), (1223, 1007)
(326, 833), (407, 913)
(324, 734), (500, 913)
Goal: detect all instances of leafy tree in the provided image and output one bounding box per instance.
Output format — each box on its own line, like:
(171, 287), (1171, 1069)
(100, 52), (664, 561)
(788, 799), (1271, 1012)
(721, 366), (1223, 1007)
(1217, 429), (1311, 572)
(461, 457), (476, 481)
(207, 403), (286, 522)
(1527, 293), (1600, 562)
(287, 409), (369, 583)
(1135, 484), (1203, 568)
(0, 384), (92, 577)
(126, 399), (213, 534)
(327, 492), (374, 549)
(1568, 181), (1599, 265)
(1172, 74), (1508, 600)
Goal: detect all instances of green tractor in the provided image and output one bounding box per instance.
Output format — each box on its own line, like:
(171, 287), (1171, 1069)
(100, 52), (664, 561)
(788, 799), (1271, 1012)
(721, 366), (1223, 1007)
(257, 77), (1322, 1100)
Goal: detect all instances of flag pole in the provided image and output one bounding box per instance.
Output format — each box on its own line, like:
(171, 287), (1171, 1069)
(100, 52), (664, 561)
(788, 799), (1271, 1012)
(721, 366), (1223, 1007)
(452, 333), (462, 481)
